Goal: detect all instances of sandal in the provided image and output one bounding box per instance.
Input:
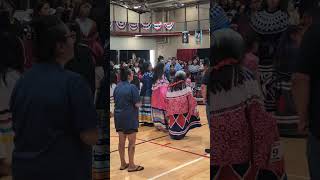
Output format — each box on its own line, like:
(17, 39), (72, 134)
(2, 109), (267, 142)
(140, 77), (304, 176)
(128, 165), (144, 172)
(119, 164), (129, 170)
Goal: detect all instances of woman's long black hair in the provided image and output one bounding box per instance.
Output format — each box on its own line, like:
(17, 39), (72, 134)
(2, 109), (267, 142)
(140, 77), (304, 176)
(274, 25), (302, 71)
(141, 61), (151, 74)
(152, 62), (165, 84)
(0, 32), (24, 86)
(208, 28), (245, 95)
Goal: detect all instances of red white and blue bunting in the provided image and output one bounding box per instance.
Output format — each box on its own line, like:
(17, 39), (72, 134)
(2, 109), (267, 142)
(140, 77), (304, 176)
(153, 22), (163, 31)
(141, 22), (152, 30)
(116, 21), (127, 30)
(112, 21), (175, 31)
(129, 23), (139, 31)
(163, 22), (175, 30)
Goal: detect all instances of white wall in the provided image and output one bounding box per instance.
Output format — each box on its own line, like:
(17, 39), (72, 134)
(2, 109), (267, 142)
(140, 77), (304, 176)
(157, 33), (210, 59)
(110, 36), (157, 50)
(111, 33), (210, 60)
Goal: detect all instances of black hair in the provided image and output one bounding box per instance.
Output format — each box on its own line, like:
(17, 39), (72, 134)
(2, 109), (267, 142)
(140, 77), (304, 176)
(152, 62), (165, 84)
(33, 0), (50, 17)
(0, 10), (12, 33)
(212, 29), (244, 64)
(243, 32), (259, 53)
(158, 55), (164, 62)
(72, 0), (93, 19)
(32, 15), (68, 63)
(275, 25), (302, 70)
(141, 61), (151, 74)
(0, 32), (24, 85)
(209, 28), (245, 95)
(261, 0), (288, 12)
(120, 66), (132, 81)
(66, 21), (81, 44)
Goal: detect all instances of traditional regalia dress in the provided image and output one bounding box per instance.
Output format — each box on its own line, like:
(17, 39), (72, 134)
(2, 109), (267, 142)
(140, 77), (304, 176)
(93, 77), (108, 180)
(165, 81), (201, 140)
(274, 34), (300, 136)
(210, 66), (287, 180)
(151, 75), (169, 130)
(0, 70), (20, 164)
(139, 72), (153, 124)
(250, 9), (288, 113)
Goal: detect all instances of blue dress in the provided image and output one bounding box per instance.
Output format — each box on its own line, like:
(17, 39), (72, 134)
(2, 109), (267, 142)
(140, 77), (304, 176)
(10, 63), (97, 180)
(114, 81), (140, 133)
(139, 72), (153, 123)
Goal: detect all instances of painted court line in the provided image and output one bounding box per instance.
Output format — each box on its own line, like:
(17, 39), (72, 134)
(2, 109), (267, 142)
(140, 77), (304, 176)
(147, 157), (205, 180)
(142, 140), (210, 158)
(110, 135), (168, 153)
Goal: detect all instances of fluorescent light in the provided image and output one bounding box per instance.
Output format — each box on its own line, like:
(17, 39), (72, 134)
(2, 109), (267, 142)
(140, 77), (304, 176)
(135, 34), (142, 37)
(181, 3), (185, 6)
(134, 5), (141, 9)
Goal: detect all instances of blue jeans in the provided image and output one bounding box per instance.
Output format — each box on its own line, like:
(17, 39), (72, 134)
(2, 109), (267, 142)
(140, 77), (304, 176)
(307, 134), (320, 180)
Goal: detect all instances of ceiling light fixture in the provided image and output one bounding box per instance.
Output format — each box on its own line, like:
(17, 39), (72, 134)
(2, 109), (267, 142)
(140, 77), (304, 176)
(133, 5), (141, 9)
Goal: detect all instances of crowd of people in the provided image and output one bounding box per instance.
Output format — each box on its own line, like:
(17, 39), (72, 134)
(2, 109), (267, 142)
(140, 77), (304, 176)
(110, 55), (210, 172)
(0, 0), (107, 179)
(210, 0), (320, 179)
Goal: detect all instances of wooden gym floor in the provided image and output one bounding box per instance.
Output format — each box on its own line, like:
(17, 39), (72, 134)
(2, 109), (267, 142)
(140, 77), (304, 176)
(110, 105), (311, 180)
(110, 105), (210, 180)
(0, 108), (311, 180)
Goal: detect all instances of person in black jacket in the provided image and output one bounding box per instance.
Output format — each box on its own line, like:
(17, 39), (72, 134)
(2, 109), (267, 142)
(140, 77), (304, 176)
(65, 21), (96, 95)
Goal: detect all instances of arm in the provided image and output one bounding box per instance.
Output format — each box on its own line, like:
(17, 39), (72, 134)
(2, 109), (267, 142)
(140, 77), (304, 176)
(292, 73), (310, 133)
(69, 76), (99, 145)
(291, 28), (314, 134)
(131, 85), (141, 108)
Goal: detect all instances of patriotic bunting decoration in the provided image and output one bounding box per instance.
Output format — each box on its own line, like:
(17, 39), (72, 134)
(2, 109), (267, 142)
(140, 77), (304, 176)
(153, 22), (163, 31)
(129, 23), (139, 31)
(111, 21), (175, 31)
(116, 21), (127, 30)
(141, 22), (152, 30)
(163, 22), (175, 30)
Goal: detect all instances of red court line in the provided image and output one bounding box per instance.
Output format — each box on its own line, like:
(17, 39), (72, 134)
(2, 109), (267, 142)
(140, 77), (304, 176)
(136, 138), (210, 159)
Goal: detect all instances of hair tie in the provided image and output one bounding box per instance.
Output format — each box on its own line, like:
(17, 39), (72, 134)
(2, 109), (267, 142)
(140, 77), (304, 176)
(213, 58), (238, 70)
(169, 80), (185, 87)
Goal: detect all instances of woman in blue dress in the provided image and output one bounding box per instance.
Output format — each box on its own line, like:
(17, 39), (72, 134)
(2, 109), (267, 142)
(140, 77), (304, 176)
(114, 67), (144, 172)
(139, 62), (153, 126)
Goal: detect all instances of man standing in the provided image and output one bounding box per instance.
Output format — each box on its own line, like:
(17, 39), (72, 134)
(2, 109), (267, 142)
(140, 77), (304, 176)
(164, 57), (182, 77)
(292, 2), (320, 180)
